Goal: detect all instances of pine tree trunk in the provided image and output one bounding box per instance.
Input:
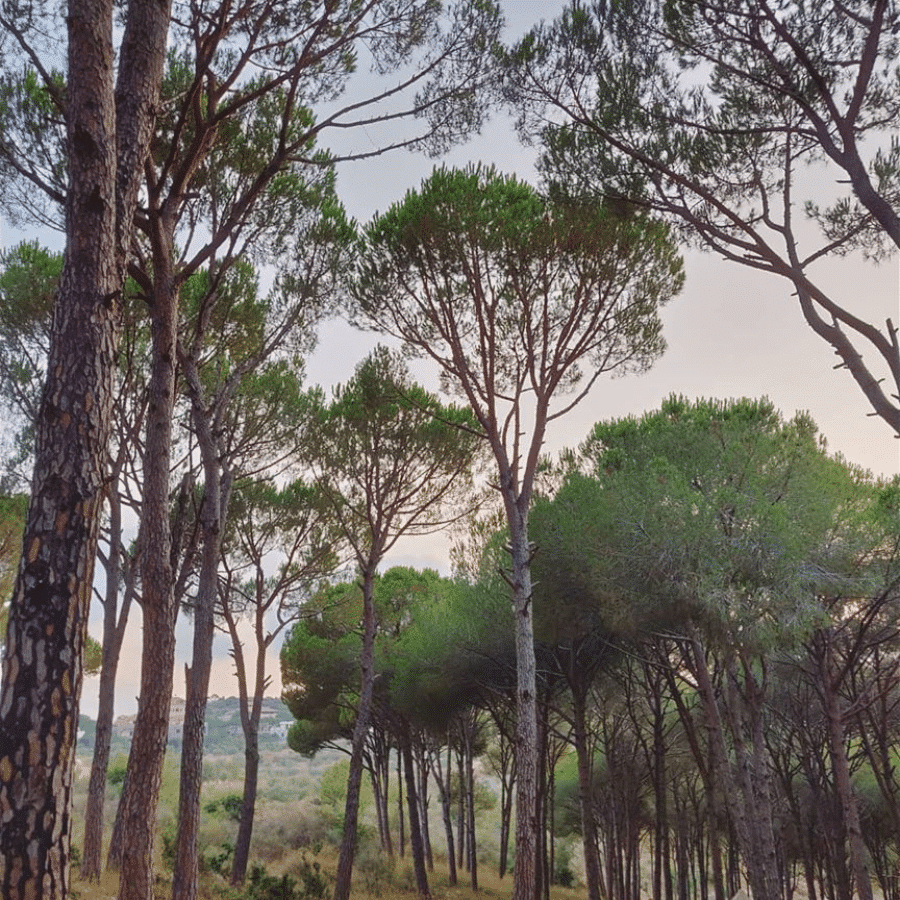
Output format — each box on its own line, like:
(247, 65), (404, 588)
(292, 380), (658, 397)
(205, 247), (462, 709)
(823, 640), (874, 900)
(333, 567), (378, 900)
(0, 2), (117, 894)
(400, 717), (430, 897)
(172, 380), (231, 900)
(432, 741), (456, 886)
(506, 513), (539, 900)
(230, 728), (261, 885)
(230, 628), (266, 886)
(572, 685), (603, 900)
(464, 716), (479, 892)
(415, 740), (433, 870)
(111, 257), (179, 900)
(82, 489), (134, 880)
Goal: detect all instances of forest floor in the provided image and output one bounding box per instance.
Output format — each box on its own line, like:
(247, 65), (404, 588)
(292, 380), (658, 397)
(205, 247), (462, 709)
(69, 855), (588, 900)
(69, 747), (590, 900)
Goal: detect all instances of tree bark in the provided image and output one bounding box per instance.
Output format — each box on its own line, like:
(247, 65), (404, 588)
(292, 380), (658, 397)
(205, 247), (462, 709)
(431, 739), (457, 886)
(464, 717), (479, 891)
(0, 1), (117, 895)
(172, 355), (233, 900)
(110, 252), (179, 899)
(227, 597), (268, 885)
(400, 716), (430, 898)
(823, 639), (874, 900)
(572, 684), (603, 900)
(333, 566), (379, 900)
(505, 507), (539, 900)
(82, 489), (135, 879)
(230, 717), (261, 885)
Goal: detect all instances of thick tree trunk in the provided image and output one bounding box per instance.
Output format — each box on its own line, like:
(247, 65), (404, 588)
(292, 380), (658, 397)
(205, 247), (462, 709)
(333, 567), (378, 900)
(0, 2), (118, 895)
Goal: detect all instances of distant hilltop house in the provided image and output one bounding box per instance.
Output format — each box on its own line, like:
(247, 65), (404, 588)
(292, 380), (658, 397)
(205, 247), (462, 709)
(113, 696), (187, 742)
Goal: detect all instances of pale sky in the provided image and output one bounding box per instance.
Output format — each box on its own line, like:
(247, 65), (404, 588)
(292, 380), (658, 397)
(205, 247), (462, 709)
(33, 0), (900, 717)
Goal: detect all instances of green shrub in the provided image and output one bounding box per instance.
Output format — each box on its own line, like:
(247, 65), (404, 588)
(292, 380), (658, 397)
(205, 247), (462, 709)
(203, 842), (234, 876)
(553, 842), (576, 888)
(243, 853), (327, 900)
(206, 792), (244, 821)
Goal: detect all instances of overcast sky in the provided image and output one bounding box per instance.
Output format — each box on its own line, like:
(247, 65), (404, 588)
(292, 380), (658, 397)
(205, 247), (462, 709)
(46, 0), (900, 716)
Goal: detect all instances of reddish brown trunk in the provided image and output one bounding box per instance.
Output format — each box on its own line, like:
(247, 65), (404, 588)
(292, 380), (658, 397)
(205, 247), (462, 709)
(111, 264), (179, 900)
(172, 380), (231, 900)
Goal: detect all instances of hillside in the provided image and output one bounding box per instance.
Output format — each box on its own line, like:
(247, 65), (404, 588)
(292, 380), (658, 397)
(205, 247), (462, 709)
(77, 695), (296, 757)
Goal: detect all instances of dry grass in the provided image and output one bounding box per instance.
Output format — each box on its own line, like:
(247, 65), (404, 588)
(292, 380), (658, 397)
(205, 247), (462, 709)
(70, 849), (588, 900)
(67, 748), (588, 900)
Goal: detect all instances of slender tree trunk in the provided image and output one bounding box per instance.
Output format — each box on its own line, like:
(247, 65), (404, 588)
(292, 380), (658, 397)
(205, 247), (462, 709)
(432, 740), (457, 886)
(465, 715), (479, 891)
(111, 252), (179, 900)
(333, 566), (378, 900)
(505, 508), (539, 900)
(690, 638), (780, 900)
(456, 745), (465, 871)
(400, 717), (430, 898)
(572, 685), (603, 900)
(498, 737), (515, 880)
(172, 358), (233, 900)
(823, 640), (874, 900)
(229, 614), (267, 886)
(397, 746), (406, 856)
(415, 739), (433, 870)
(82, 490), (135, 880)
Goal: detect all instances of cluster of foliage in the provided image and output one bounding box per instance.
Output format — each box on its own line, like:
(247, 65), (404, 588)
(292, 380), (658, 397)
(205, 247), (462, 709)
(282, 395), (900, 900)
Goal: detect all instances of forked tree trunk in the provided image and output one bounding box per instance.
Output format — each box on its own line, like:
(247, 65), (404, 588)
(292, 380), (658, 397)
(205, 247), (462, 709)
(431, 740), (457, 886)
(822, 640), (874, 900)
